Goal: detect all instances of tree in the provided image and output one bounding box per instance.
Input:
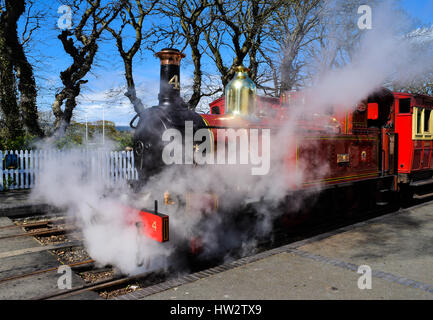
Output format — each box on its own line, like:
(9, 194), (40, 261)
(261, 0), (322, 95)
(301, 0), (385, 85)
(11, 0), (44, 137)
(393, 72), (433, 96)
(103, 0), (157, 114)
(148, 0), (282, 109)
(392, 26), (433, 95)
(0, 0), (25, 148)
(204, 0), (282, 88)
(150, 0), (219, 110)
(52, 0), (124, 137)
(0, 0), (43, 149)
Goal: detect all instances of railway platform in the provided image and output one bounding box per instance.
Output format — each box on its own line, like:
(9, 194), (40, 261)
(1, 188), (433, 300)
(0, 189), (56, 218)
(116, 200), (433, 300)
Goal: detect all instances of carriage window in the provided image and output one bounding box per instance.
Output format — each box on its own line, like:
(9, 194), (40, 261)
(399, 98), (411, 113)
(416, 108), (422, 134)
(413, 107), (433, 139)
(424, 109), (431, 133)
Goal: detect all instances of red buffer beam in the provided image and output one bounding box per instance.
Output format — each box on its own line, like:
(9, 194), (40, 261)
(123, 204), (169, 243)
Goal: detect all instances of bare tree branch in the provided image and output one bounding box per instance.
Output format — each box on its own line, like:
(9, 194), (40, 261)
(52, 0), (125, 137)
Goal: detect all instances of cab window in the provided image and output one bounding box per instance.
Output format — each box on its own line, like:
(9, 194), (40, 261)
(399, 98), (411, 113)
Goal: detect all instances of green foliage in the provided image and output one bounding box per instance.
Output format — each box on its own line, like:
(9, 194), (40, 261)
(112, 131), (134, 151)
(2, 176), (16, 191)
(53, 121), (133, 150)
(0, 120), (133, 151)
(0, 132), (46, 151)
(0, 131), (29, 150)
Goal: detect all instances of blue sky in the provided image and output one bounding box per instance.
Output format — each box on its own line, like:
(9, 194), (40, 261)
(401, 0), (433, 25)
(20, 0), (433, 126)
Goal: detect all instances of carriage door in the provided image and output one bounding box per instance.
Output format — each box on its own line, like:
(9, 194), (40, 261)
(412, 107), (433, 170)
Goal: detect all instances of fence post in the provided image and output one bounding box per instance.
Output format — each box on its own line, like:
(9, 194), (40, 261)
(19, 150), (24, 189)
(0, 150), (3, 191)
(6, 151), (11, 190)
(32, 150), (37, 188)
(115, 151), (119, 184)
(27, 150), (32, 188)
(4, 150), (8, 190)
(126, 151), (129, 180)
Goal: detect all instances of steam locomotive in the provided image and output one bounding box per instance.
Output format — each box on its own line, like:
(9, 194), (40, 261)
(125, 48), (433, 250)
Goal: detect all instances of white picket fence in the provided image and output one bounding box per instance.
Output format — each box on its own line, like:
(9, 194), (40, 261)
(0, 150), (138, 191)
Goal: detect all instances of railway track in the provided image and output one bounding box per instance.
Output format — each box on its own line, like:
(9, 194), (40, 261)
(0, 259), (95, 284)
(0, 226), (77, 240)
(0, 196), (428, 300)
(33, 268), (168, 300)
(31, 206), (397, 300)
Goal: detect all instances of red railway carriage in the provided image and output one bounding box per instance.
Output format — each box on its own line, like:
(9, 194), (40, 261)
(393, 92), (433, 197)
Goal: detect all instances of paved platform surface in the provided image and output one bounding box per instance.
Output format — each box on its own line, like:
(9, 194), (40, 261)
(117, 201), (433, 300)
(0, 216), (100, 299)
(0, 189), (55, 217)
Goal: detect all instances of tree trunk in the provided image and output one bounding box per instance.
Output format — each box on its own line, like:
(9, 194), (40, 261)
(0, 40), (23, 146)
(13, 37), (44, 137)
(0, 0), (43, 139)
(53, 30), (98, 137)
(52, 1), (123, 138)
(0, 0), (25, 147)
(52, 90), (67, 134)
(187, 45), (202, 110)
(123, 57), (145, 114)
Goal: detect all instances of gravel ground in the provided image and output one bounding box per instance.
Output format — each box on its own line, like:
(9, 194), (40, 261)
(17, 216), (81, 245)
(36, 233), (69, 245)
(29, 225), (75, 245)
(99, 283), (141, 299)
(79, 269), (115, 283)
(52, 246), (92, 264)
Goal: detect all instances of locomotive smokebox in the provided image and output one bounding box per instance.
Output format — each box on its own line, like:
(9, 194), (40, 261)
(132, 48), (206, 181)
(155, 48), (186, 108)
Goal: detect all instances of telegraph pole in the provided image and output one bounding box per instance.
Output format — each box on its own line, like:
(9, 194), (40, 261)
(102, 107), (105, 145)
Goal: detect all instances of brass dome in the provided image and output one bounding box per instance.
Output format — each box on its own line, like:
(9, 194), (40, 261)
(225, 66), (257, 117)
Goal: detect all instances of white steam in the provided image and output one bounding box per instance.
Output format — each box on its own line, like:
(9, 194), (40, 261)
(30, 142), (172, 275)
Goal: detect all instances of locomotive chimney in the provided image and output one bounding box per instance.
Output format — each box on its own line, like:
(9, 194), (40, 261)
(155, 48), (186, 108)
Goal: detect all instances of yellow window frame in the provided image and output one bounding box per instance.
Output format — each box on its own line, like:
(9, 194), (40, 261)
(413, 107), (433, 140)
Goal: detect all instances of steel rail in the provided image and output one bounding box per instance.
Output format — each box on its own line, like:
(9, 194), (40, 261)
(33, 269), (165, 300)
(0, 259), (95, 284)
(0, 217), (70, 230)
(0, 226), (76, 240)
